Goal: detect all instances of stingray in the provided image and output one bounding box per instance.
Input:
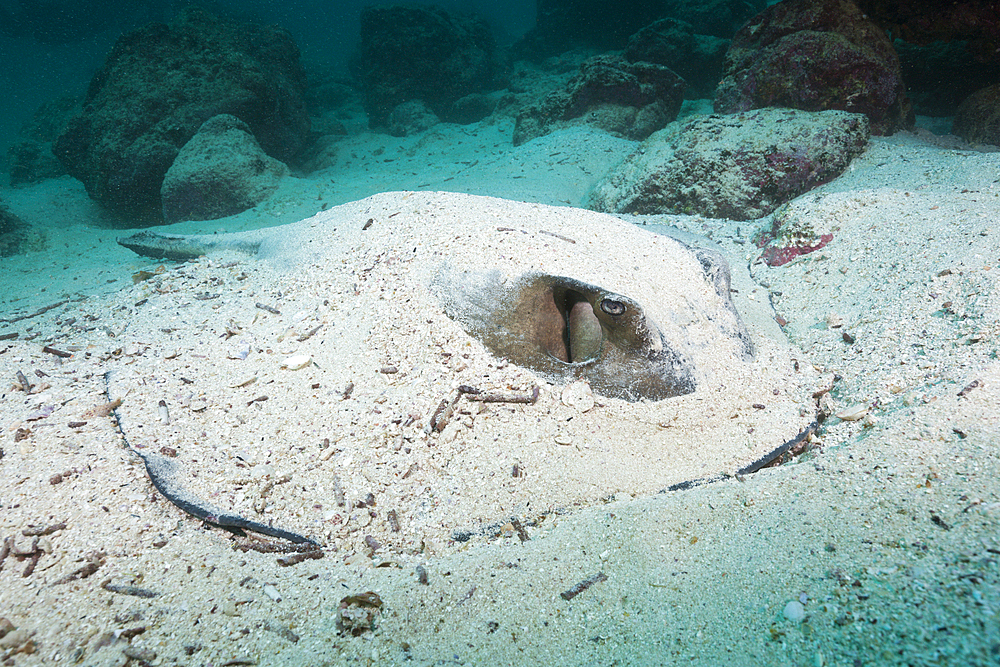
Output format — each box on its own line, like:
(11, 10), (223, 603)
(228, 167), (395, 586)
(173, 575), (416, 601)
(110, 191), (818, 549)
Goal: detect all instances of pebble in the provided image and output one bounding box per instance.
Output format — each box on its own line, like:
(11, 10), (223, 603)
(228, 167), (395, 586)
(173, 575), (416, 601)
(263, 583), (282, 602)
(281, 354), (311, 370)
(836, 404), (869, 421)
(783, 599), (806, 623)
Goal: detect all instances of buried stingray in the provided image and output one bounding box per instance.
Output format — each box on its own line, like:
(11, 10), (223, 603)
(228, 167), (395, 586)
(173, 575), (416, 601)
(111, 191), (819, 549)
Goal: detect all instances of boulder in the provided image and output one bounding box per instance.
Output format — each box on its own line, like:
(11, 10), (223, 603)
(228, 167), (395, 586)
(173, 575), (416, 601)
(714, 0), (913, 135)
(161, 115), (289, 224)
(0, 203), (31, 256)
(513, 0), (764, 59)
(513, 55), (685, 146)
(356, 5), (499, 129)
(53, 7), (309, 224)
(624, 18), (729, 99)
(6, 96), (78, 186)
(855, 0), (1000, 63)
(586, 108), (870, 220)
(953, 84), (1000, 146)
(387, 100), (440, 137)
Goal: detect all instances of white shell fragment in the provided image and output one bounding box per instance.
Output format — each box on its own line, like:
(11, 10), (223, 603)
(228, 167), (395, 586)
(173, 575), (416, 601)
(263, 584), (282, 602)
(281, 354), (311, 370)
(836, 404), (869, 421)
(561, 379), (595, 412)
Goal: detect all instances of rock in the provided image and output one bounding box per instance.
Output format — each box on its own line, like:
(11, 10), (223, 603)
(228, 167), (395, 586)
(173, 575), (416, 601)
(855, 0), (1000, 63)
(356, 5), (499, 130)
(714, 0), (913, 135)
(386, 100), (440, 138)
(894, 40), (1000, 118)
(587, 108), (870, 220)
(513, 55), (685, 146)
(161, 115), (288, 223)
(6, 96), (79, 186)
(0, 202), (32, 256)
(513, 0), (764, 59)
(953, 84), (1000, 146)
(53, 6), (309, 224)
(624, 18), (729, 99)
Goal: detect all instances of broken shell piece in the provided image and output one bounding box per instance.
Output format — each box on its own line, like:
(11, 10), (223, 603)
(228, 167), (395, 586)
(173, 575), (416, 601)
(561, 379), (595, 412)
(836, 404), (869, 421)
(281, 354), (311, 370)
(554, 434), (573, 446)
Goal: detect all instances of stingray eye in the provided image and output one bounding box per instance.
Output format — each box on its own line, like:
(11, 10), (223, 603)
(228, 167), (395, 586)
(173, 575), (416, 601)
(600, 298), (626, 316)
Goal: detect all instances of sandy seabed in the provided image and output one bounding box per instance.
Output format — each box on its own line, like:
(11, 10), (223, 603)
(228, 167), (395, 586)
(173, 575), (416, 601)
(1, 116), (999, 666)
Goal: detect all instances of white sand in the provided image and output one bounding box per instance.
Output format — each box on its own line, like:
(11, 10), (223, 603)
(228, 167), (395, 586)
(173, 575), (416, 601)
(1, 118), (998, 666)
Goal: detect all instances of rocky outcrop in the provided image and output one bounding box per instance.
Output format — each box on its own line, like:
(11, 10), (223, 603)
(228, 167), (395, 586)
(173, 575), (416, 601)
(355, 5), (499, 130)
(6, 96), (78, 186)
(714, 0), (913, 135)
(953, 84), (1000, 146)
(513, 55), (685, 146)
(624, 18), (729, 99)
(855, 0), (1000, 63)
(587, 108), (870, 220)
(160, 115), (289, 224)
(53, 7), (309, 224)
(514, 0), (764, 59)
(387, 100), (440, 137)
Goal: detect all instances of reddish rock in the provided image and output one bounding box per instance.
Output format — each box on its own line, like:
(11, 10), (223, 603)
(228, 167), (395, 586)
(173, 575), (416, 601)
(714, 0), (913, 135)
(953, 84), (1000, 146)
(587, 107), (870, 221)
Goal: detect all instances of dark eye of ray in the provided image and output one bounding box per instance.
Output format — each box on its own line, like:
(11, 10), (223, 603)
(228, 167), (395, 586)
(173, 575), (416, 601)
(600, 298), (626, 316)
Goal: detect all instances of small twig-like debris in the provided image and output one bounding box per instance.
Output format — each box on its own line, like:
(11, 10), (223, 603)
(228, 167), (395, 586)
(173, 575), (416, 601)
(342, 382), (354, 400)
(415, 564), (428, 585)
(15, 371), (31, 393)
(277, 549), (323, 567)
(539, 230), (576, 244)
(54, 551), (105, 584)
(22, 550), (41, 577)
(80, 398), (122, 419)
(429, 394), (460, 432)
(247, 395), (268, 407)
(42, 345), (72, 358)
(68, 421), (87, 428)
(23, 521), (66, 536)
(0, 332), (18, 341)
(0, 299), (68, 324)
(380, 365), (398, 374)
(958, 379), (982, 398)
(255, 302), (281, 315)
(333, 475), (346, 507)
(298, 325), (322, 342)
(510, 517), (530, 543)
(387, 509), (400, 533)
(101, 578), (160, 598)
(0, 536), (11, 570)
(220, 660), (257, 667)
(930, 512), (951, 530)
(561, 572), (607, 601)
(464, 385), (540, 405)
